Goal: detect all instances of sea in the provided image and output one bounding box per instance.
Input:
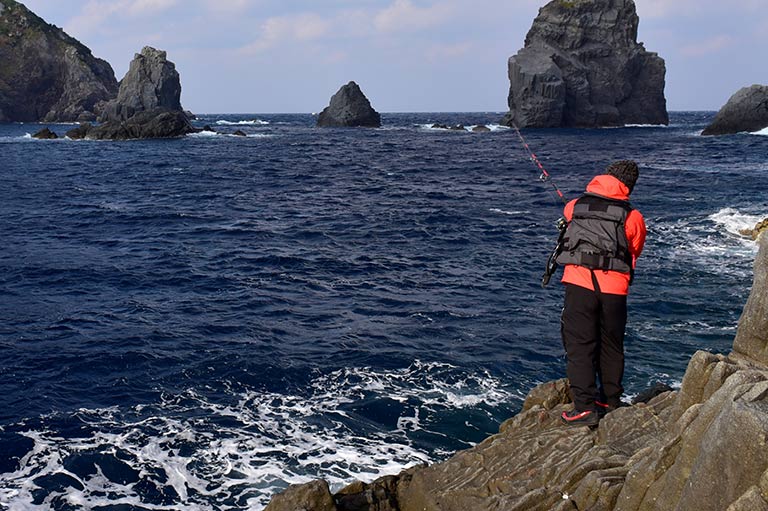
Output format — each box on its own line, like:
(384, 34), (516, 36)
(0, 112), (766, 510)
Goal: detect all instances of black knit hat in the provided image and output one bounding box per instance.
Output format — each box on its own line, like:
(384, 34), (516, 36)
(606, 160), (639, 193)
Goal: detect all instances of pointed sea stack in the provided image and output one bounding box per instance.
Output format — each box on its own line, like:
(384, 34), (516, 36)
(502, 0), (668, 128)
(702, 85), (768, 136)
(317, 81), (381, 128)
(85, 46), (195, 140)
(0, 0), (118, 122)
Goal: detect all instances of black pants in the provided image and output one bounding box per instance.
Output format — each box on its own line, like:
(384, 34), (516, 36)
(561, 283), (627, 412)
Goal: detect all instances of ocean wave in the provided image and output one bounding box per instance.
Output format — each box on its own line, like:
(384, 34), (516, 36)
(709, 207), (764, 238)
(0, 361), (516, 511)
(215, 119), (270, 126)
(748, 127), (768, 136)
(489, 208), (529, 216)
(416, 123), (509, 132)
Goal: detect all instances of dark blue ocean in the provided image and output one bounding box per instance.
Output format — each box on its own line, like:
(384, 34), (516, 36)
(1, 112), (766, 510)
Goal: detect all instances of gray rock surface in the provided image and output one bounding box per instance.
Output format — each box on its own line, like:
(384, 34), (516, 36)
(81, 47), (194, 140)
(264, 233), (768, 511)
(0, 0), (118, 122)
(98, 46), (183, 122)
(733, 233), (768, 365)
(702, 85), (768, 135)
(502, 0), (668, 128)
(317, 81), (381, 128)
(32, 127), (57, 139)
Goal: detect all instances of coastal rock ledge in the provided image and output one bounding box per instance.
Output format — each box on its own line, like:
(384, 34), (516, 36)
(702, 84), (768, 136)
(501, 0), (668, 128)
(265, 234), (768, 511)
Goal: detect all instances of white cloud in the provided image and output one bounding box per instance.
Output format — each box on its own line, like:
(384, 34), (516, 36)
(374, 0), (454, 33)
(65, 0), (179, 36)
(240, 13), (331, 54)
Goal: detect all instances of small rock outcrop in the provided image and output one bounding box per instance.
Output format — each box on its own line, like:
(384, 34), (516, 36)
(702, 85), (768, 136)
(82, 47), (195, 140)
(502, 0), (668, 128)
(739, 218), (768, 241)
(0, 0), (118, 122)
(317, 81), (381, 128)
(31, 127), (58, 139)
(264, 234), (768, 511)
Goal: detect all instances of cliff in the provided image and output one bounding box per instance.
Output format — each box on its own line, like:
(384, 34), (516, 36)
(502, 0), (668, 128)
(265, 233), (768, 511)
(0, 0), (118, 122)
(702, 85), (768, 136)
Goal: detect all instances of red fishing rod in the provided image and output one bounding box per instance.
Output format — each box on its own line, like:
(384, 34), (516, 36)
(509, 122), (568, 287)
(510, 122), (568, 207)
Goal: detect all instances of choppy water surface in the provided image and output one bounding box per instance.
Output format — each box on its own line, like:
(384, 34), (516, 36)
(1, 112), (766, 509)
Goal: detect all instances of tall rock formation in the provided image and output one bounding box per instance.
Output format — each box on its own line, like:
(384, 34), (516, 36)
(702, 85), (768, 136)
(0, 0), (118, 122)
(79, 46), (195, 140)
(97, 46), (182, 122)
(502, 0), (668, 128)
(265, 234), (768, 511)
(317, 81), (381, 128)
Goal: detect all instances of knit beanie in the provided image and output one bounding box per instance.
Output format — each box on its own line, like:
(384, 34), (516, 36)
(606, 160), (639, 193)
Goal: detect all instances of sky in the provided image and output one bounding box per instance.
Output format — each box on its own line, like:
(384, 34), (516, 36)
(19, 0), (768, 114)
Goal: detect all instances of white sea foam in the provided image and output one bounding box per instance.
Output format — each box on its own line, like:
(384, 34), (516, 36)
(0, 361), (516, 511)
(489, 208), (528, 216)
(188, 130), (220, 138)
(709, 207), (764, 238)
(749, 127), (768, 136)
(215, 119), (270, 126)
(416, 123), (508, 132)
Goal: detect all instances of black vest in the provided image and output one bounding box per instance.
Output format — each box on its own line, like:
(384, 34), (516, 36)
(555, 193), (633, 273)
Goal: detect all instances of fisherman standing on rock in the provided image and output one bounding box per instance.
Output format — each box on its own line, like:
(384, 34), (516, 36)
(555, 161), (647, 426)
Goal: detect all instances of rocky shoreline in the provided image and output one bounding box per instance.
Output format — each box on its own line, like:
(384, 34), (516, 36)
(265, 232), (768, 511)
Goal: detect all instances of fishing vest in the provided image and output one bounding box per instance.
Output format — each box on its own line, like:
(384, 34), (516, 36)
(555, 193), (633, 273)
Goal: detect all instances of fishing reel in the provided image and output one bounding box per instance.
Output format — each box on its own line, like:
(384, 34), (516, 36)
(541, 217), (568, 288)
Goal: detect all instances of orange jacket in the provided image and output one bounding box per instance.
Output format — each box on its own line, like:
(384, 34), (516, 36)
(561, 175), (646, 295)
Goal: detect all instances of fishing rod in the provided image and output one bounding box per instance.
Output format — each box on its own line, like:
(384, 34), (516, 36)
(509, 122), (568, 287)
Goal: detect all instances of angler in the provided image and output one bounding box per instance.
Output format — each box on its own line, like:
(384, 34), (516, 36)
(508, 126), (647, 427)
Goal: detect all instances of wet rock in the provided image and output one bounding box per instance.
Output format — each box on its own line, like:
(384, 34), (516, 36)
(202, 125), (215, 132)
(502, 0), (668, 128)
(448, 124), (466, 131)
(86, 109), (194, 140)
(265, 479), (337, 511)
(0, 0), (118, 122)
(65, 123), (91, 140)
(317, 81), (381, 128)
(702, 85), (768, 136)
(739, 217), (768, 241)
(32, 127), (57, 139)
(431, 123), (448, 129)
(472, 125), (491, 132)
(232, 129), (247, 137)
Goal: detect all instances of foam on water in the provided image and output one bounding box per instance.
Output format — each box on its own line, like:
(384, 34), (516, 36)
(749, 127), (768, 136)
(215, 119), (270, 126)
(0, 362), (517, 511)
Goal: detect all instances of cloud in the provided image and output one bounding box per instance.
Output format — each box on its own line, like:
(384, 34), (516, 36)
(65, 0), (179, 36)
(425, 41), (472, 61)
(239, 13), (331, 54)
(679, 35), (734, 57)
(374, 0), (454, 33)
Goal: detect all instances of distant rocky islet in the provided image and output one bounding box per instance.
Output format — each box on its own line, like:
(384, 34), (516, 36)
(6, 0), (767, 138)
